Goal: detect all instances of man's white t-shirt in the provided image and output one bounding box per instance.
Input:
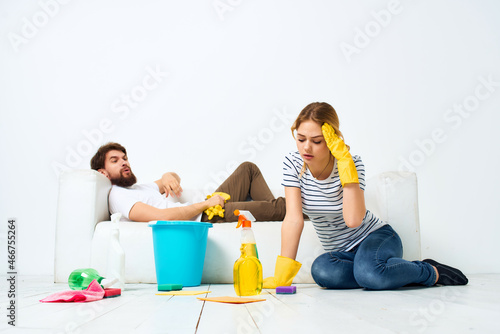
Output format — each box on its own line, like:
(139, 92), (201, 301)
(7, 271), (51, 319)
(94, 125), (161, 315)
(108, 182), (202, 222)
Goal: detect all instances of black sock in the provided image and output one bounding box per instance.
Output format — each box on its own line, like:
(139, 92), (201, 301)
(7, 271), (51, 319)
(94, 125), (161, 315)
(423, 259), (468, 286)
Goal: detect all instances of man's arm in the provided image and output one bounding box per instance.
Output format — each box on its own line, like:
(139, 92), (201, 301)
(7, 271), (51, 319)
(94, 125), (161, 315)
(155, 172), (182, 197)
(128, 195), (225, 222)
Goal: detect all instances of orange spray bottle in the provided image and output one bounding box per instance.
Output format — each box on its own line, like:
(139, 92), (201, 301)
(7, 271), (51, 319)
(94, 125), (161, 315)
(233, 210), (263, 296)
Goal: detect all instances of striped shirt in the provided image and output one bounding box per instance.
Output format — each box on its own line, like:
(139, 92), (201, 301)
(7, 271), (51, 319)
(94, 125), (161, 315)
(282, 151), (386, 252)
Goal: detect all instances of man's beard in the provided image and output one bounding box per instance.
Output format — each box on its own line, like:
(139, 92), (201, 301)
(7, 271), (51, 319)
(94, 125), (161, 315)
(111, 170), (137, 187)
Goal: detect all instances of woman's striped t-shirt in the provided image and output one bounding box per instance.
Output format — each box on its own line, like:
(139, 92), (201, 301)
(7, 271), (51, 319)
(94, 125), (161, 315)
(282, 151), (386, 253)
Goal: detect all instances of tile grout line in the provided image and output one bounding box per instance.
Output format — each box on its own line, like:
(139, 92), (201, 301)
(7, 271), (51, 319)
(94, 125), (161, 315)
(244, 300), (263, 333)
(134, 290), (175, 331)
(194, 284), (210, 333)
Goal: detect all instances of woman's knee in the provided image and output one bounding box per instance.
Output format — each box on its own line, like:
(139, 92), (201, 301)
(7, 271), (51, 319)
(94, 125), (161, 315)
(353, 263), (393, 290)
(311, 253), (358, 289)
(311, 254), (331, 287)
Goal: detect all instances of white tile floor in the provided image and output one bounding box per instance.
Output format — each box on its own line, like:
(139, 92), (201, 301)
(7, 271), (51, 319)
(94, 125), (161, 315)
(1, 274), (499, 334)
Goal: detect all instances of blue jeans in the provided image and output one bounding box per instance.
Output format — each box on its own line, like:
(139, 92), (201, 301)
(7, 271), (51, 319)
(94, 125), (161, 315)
(311, 225), (436, 290)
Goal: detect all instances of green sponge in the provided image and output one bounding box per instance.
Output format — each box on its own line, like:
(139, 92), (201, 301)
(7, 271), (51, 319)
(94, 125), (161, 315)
(158, 284), (183, 291)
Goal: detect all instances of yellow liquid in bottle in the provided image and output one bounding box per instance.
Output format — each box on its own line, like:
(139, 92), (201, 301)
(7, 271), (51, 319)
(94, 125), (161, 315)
(233, 243), (263, 296)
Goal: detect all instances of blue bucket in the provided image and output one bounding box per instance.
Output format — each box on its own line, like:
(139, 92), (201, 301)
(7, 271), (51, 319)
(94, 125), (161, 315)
(149, 221), (213, 287)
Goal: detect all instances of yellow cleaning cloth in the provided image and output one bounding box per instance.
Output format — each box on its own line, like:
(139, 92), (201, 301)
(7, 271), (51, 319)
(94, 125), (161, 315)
(197, 296), (266, 304)
(156, 291), (211, 296)
(204, 192), (231, 220)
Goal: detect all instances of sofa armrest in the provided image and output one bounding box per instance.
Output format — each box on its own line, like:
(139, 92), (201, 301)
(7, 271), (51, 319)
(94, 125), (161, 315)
(54, 169), (111, 282)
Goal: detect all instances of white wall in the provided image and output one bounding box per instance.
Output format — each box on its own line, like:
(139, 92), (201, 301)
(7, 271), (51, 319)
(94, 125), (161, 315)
(1, 0), (499, 276)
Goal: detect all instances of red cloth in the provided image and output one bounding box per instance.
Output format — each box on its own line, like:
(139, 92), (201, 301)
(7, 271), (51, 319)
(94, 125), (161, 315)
(40, 279), (105, 303)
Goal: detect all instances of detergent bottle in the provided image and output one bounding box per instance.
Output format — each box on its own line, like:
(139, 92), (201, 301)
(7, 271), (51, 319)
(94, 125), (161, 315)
(233, 210), (263, 296)
(68, 268), (116, 290)
(106, 213), (126, 290)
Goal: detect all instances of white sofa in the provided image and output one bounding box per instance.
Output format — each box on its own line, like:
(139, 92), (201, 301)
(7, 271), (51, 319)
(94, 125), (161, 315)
(54, 170), (421, 284)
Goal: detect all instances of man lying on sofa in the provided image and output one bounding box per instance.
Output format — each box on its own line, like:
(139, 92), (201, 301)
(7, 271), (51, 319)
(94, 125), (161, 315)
(90, 142), (285, 222)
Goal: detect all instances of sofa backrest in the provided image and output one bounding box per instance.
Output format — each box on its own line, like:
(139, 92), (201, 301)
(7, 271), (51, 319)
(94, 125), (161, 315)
(364, 171), (421, 261)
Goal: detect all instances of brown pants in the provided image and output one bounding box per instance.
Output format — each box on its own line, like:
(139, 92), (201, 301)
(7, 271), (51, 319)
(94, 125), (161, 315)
(201, 162), (286, 222)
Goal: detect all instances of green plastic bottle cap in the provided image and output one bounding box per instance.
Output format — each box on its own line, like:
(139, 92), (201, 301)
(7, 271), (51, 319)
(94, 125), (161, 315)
(158, 284), (183, 291)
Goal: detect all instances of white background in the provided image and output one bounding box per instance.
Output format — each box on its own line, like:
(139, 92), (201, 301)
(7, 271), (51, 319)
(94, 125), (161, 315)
(1, 0), (499, 276)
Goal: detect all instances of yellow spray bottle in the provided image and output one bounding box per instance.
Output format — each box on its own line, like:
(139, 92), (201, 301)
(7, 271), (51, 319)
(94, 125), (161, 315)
(233, 210), (263, 296)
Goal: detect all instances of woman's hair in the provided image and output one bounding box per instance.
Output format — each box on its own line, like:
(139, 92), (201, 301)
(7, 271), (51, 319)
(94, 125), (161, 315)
(291, 102), (347, 177)
(90, 142), (127, 171)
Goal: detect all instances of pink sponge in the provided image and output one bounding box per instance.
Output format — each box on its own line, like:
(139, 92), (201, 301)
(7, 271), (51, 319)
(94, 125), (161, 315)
(276, 286), (296, 294)
(103, 288), (121, 298)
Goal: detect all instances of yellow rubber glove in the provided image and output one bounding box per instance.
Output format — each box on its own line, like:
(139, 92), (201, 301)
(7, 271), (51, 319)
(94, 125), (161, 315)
(263, 255), (302, 289)
(321, 123), (359, 187)
(204, 192), (231, 220)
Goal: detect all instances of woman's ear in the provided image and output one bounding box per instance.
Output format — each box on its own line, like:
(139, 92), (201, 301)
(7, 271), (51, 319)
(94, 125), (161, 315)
(98, 169), (110, 179)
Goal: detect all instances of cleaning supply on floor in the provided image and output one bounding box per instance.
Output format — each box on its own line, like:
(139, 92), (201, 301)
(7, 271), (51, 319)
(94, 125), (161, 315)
(68, 268), (116, 290)
(197, 296), (266, 304)
(103, 288), (122, 298)
(40, 279), (105, 303)
(233, 210), (263, 296)
(158, 284), (183, 291)
(106, 213), (126, 290)
(276, 286), (296, 294)
(156, 290), (211, 296)
(149, 221), (213, 287)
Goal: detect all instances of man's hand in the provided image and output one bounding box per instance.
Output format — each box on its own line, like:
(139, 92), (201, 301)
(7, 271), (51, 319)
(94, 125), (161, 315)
(204, 193), (229, 220)
(159, 172), (182, 197)
(205, 194), (226, 209)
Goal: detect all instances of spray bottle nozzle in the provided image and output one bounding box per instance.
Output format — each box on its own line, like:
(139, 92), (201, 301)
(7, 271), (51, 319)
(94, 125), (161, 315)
(234, 210), (256, 228)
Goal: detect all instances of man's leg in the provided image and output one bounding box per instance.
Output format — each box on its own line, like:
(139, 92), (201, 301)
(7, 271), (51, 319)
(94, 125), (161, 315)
(215, 161), (275, 202)
(202, 162), (285, 222)
(224, 197), (286, 222)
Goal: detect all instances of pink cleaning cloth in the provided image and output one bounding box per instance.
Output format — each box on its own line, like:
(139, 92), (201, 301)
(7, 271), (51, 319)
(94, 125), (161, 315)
(40, 279), (105, 303)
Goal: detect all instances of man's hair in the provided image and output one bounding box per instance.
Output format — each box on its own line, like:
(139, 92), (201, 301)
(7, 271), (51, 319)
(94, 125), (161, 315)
(90, 142), (127, 170)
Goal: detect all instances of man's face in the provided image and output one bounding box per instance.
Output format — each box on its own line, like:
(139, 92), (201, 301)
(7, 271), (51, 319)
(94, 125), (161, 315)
(100, 150), (137, 187)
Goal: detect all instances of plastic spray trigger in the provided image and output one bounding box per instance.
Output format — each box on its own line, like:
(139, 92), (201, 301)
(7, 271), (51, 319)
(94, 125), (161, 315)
(234, 210), (256, 228)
